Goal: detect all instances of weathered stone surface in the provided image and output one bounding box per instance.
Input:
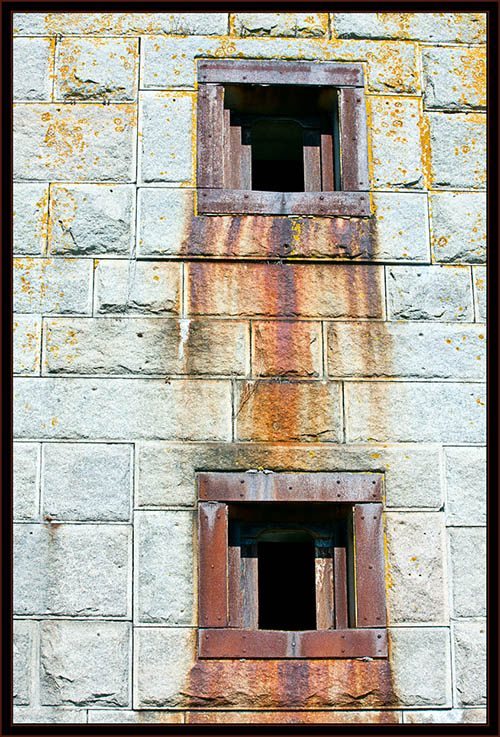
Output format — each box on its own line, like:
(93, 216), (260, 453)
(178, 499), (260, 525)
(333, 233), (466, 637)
(14, 315), (41, 375)
(428, 112), (486, 189)
(235, 380), (342, 442)
(14, 442), (40, 521)
(187, 710), (401, 723)
(42, 443), (131, 521)
(134, 627), (196, 708)
(445, 446), (486, 526)
(233, 13), (328, 37)
(14, 258), (92, 315)
(13, 183), (48, 256)
(430, 192), (486, 263)
(134, 511), (194, 624)
(187, 263), (384, 318)
(13, 12), (228, 35)
(387, 266), (473, 321)
(13, 707), (87, 723)
(94, 260), (181, 315)
(14, 523), (131, 616)
(139, 92), (194, 183)
(372, 192), (429, 261)
(369, 97), (423, 189)
(333, 13), (486, 43)
(385, 513), (446, 623)
(40, 621), (130, 707)
(43, 317), (248, 376)
(473, 266), (486, 321)
(422, 46), (485, 111)
(14, 620), (34, 705)
(252, 321), (322, 377)
(453, 622), (486, 706)
(13, 37), (53, 101)
(449, 527), (486, 617)
(14, 378), (232, 441)
(345, 382), (485, 444)
(89, 710), (183, 723)
(14, 104), (136, 182)
(55, 38), (138, 101)
(48, 185), (135, 256)
(404, 709), (487, 723)
(390, 628), (451, 706)
(327, 322), (485, 380)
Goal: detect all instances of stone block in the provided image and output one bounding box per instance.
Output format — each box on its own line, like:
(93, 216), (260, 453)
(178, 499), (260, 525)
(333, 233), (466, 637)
(385, 513), (446, 623)
(40, 621), (130, 707)
(232, 13), (328, 37)
(404, 709), (486, 723)
(13, 183), (48, 256)
(14, 103), (136, 182)
(345, 382), (485, 444)
(134, 627), (196, 708)
(372, 192), (429, 262)
(139, 92), (194, 183)
(252, 321), (322, 377)
(137, 187), (191, 255)
(187, 710), (401, 723)
(13, 37), (53, 101)
(473, 266), (486, 321)
(235, 380), (342, 442)
(14, 620), (34, 705)
(430, 192), (486, 263)
(14, 378), (232, 441)
(14, 315), (41, 375)
(422, 46), (485, 111)
(42, 443), (131, 521)
(445, 446), (486, 526)
(428, 112), (486, 189)
(89, 710), (183, 723)
(327, 322), (485, 380)
(369, 97), (423, 189)
(13, 12), (228, 35)
(333, 13), (486, 43)
(13, 707), (87, 723)
(14, 523), (131, 617)
(48, 185), (135, 256)
(387, 265), (473, 321)
(134, 511), (194, 624)
(55, 38), (138, 101)
(453, 622), (486, 706)
(390, 627), (451, 706)
(449, 527), (486, 617)
(14, 442), (40, 521)
(94, 260), (181, 315)
(186, 263), (384, 318)
(43, 317), (248, 376)
(14, 258), (93, 315)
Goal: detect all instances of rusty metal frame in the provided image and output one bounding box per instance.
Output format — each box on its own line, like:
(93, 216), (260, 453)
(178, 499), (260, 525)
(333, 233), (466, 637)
(196, 60), (370, 217)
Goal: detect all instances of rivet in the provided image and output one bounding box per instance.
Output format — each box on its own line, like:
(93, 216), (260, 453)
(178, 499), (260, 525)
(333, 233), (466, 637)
(217, 616), (221, 620)
(211, 564), (214, 568)
(206, 635), (209, 639)
(341, 649), (345, 653)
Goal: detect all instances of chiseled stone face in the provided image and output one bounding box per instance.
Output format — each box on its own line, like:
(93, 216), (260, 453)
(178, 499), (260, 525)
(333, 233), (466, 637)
(139, 92), (194, 183)
(13, 183), (48, 256)
(13, 37), (53, 101)
(13, 620), (34, 705)
(387, 265), (473, 321)
(14, 258), (93, 315)
(390, 627), (451, 706)
(449, 527), (486, 617)
(445, 446), (486, 526)
(333, 12), (486, 43)
(473, 266), (486, 321)
(422, 45), (486, 110)
(428, 112), (486, 189)
(453, 622), (486, 706)
(94, 260), (181, 316)
(430, 191), (486, 263)
(232, 13), (328, 37)
(13, 442), (40, 521)
(14, 315), (41, 375)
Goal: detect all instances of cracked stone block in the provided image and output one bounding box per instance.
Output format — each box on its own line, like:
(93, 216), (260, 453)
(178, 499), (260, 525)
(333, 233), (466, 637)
(40, 621), (130, 707)
(139, 92), (194, 183)
(94, 260), (181, 315)
(89, 710), (183, 723)
(42, 443), (131, 521)
(13, 12), (228, 35)
(473, 266), (486, 321)
(333, 13), (486, 43)
(14, 523), (131, 616)
(14, 315), (41, 375)
(372, 192), (429, 261)
(14, 258), (93, 315)
(454, 622), (486, 706)
(14, 37), (53, 100)
(233, 13), (328, 37)
(13, 183), (48, 256)
(369, 97), (423, 189)
(14, 620), (34, 705)
(134, 511), (194, 624)
(14, 104), (136, 182)
(422, 46), (485, 111)
(385, 513), (446, 623)
(14, 442), (40, 521)
(48, 185), (135, 256)
(445, 446), (486, 526)
(14, 707), (87, 723)
(55, 38), (138, 101)
(390, 628), (451, 706)
(430, 192), (486, 263)
(387, 266), (473, 321)
(404, 709), (487, 723)
(252, 321), (322, 377)
(449, 527), (486, 617)
(428, 112), (486, 189)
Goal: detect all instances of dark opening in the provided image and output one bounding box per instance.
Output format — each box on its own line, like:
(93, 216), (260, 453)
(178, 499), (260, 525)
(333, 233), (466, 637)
(251, 119), (304, 192)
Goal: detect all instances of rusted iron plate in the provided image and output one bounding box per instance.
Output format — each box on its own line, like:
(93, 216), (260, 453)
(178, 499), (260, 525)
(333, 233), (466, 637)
(320, 133), (334, 192)
(334, 546), (349, 629)
(198, 502), (228, 627)
(354, 503), (387, 627)
(198, 60), (364, 87)
(197, 85), (224, 188)
(199, 629), (289, 658)
(198, 472), (383, 503)
(227, 542), (242, 628)
(340, 88), (370, 192)
(299, 629), (388, 658)
(303, 143), (321, 192)
(315, 547), (334, 630)
(197, 189), (370, 217)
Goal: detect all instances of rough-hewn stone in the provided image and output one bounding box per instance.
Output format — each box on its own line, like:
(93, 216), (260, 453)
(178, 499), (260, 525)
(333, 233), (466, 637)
(13, 620), (34, 705)
(430, 192), (486, 263)
(13, 442), (40, 521)
(232, 13), (328, 37)
(94, 260), (181, 315)
(134, 511), (194, 624)
(404, 709), (487, 723)
(390, 628), (451, 706)
(89, 710), (183, 723)
(333, 13), (486, 43)
(14, 315), (41, 375)
(252, 321), (322, 377)
(187, 710), (401, 723)
(453, 622), (486, 706)
(14, 523), (131, 617)
(473, 266), (486, 321)
(13, 183), (48, 256)
(372, 192), (430, 261)
(13, 707), (87, 723)
(445, 446), (486, 526)
(422, 46), (485, 110)
(42, 443), (131, 521)
(13, 12), (228, 35)
(428, 112), (486, 189)
(14, 258), (93, 315)
(139, 92), (194, 183)
(13, 37), (53, 101)
(387, 266), (473, 321)
(40, 621), (130, 707)
(369, 97), (423, 189)
(449, 527), (486, 617)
